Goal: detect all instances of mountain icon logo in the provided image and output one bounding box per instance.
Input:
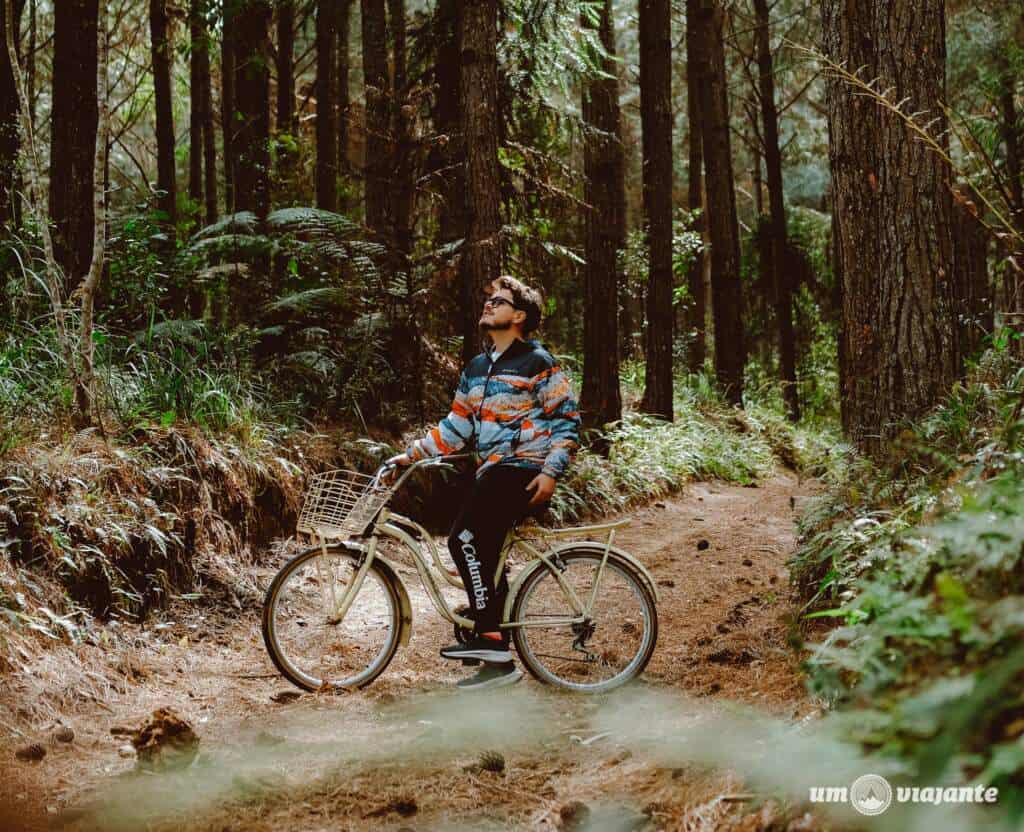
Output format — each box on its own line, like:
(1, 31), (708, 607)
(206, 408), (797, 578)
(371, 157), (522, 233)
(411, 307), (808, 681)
(850, 774), (893, 816)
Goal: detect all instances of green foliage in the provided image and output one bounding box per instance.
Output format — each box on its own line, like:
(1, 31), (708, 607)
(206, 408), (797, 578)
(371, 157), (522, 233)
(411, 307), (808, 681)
(794, 344), (1024, 810)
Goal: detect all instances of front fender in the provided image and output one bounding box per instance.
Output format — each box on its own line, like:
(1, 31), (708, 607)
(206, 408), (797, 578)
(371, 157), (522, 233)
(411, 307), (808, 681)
(503, 541), (660, 623)
(327, 540), (413, 647)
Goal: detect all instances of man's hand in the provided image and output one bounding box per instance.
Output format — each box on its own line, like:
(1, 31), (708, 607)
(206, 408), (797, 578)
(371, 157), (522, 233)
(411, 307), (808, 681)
(382, 453), (412, 485)
(525, 472), (556, 506)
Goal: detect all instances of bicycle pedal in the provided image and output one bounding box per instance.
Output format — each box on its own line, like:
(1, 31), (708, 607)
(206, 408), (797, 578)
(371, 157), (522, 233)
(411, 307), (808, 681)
(460, 658), (482, 667)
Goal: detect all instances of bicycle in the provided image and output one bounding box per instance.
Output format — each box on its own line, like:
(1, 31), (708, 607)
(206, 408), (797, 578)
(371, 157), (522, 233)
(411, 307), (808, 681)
(261, 454), (659, 694)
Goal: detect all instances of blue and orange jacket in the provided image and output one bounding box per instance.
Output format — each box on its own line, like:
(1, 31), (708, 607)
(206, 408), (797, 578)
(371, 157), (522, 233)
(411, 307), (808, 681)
(404, 337), (581, 480)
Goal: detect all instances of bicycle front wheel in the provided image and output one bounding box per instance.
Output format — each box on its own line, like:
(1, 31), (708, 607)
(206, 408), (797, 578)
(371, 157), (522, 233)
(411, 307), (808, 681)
(510, 548), (658, 693)
(262, 546), (402, 691)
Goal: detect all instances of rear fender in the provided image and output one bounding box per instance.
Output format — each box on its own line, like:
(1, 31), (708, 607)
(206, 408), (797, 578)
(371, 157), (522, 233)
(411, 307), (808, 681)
(503, 541), (660, 622)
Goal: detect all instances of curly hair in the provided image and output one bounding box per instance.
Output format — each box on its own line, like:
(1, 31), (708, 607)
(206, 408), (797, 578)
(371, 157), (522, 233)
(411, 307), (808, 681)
(486, 274), (544, 335)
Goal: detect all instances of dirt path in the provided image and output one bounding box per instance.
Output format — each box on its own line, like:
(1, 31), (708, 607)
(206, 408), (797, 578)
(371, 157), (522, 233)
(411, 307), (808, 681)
(5, 471), (821, 831)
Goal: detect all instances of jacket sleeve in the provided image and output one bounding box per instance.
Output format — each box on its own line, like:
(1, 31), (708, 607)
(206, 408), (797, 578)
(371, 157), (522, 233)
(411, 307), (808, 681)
(404, 370), (475, 460)
(534, 364), (581, 480)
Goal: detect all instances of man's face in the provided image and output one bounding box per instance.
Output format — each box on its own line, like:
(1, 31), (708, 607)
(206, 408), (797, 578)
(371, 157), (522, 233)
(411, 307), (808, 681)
(479, 287), (521, 332)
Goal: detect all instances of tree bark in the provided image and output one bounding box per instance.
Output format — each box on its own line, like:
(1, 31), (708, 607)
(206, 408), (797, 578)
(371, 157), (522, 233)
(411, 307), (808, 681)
(458, 0), (502, 364)
(315, 0), (337, 211)
(0, 0), (23, 227)
(389, 0), (413, 272)
(190, 0), (216, 226)
(232, 0), (271, 218)
(149, 0), (177, 232)
(336, 0), (352, 176)
(221, 4), (236, 213)
(189, 0), (203, 213)
(580, 0), (624, 443)
(75, 3), (109, 428)
(753, 0), (798, 420)
(823, 0), (961, 453)
(50, 0), (98, 291)
(691, 0), (745, 405)
(684, 0), (706, 374)
(361, 0), (389, 235)
(431, 0), (465, 338)
(995, 48), (1022, 231)
(638, 0), (673, 419)
(199, 9), (217, 225)
(275, 0), (295, 134)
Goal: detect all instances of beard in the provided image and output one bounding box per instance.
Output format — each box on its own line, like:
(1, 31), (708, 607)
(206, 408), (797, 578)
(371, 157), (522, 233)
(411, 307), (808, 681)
(479, 318), (513, 333)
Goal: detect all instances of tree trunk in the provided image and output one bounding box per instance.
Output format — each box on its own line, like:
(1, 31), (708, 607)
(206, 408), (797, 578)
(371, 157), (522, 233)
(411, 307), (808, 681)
(638, 0), (673, 419)
(458, 0), (502, 364)
(0, 0), (22, 228)
(232, 0), (271, 218)
(361, 0), (389, 235)
(995, 48), (1022, 231)
(580, 0), (624, 444)
(0, 0), (24, 227)
(432, 0), (465, 339)
(315, 0), (337, 211)
(50, 0), (98, 291)
(337, 0), (352, 176)
(189, 0), (203, 213)
(149, 0), (177, 232)
(389, 0), (413, 274)
(74, 3), (109, 428)
(189, 0), (216, 226)
(753, 0), (798, 420)
(823, 0), (960, 453)
(691, 0), (745, 405)
(199, 9), (217, 225)
(276, 0), (294, 134)
(221, 5), (235, 213)
(684, 0), (706, 374)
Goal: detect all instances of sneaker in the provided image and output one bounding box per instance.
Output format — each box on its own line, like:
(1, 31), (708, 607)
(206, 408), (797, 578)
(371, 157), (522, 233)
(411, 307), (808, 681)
(456, 661), (523, 691)
(440, 636), (512, 663)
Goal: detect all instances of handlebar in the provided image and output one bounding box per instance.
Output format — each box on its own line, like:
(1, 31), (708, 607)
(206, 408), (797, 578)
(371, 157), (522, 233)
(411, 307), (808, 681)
(373, 453), (474, 491)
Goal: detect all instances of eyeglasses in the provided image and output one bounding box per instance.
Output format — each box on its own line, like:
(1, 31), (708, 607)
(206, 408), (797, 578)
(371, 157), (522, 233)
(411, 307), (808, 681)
(483, 297), (516, 310)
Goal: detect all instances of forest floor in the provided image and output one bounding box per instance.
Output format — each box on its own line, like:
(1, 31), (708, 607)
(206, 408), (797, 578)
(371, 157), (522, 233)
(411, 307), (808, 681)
(4, 470), (826, 832)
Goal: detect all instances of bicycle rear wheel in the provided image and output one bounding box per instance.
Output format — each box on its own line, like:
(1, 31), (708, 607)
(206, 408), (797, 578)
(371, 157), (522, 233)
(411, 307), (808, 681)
(510, 548), (657, 693)
(262, 546), (402, 691)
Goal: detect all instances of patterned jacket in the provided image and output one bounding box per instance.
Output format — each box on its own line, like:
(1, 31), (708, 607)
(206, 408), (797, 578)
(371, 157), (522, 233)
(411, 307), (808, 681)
(404, 337), (581, 480)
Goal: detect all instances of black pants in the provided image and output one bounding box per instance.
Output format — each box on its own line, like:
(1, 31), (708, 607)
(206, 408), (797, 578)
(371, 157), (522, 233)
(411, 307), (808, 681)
(447, 464), (540, 638)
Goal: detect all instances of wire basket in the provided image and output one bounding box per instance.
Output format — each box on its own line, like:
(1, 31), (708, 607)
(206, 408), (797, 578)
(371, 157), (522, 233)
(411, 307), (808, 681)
(297, 469), (393, 540)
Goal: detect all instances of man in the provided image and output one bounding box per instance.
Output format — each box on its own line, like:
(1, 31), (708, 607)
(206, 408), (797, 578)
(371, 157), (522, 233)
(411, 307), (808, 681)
(387, 275), (581, 690)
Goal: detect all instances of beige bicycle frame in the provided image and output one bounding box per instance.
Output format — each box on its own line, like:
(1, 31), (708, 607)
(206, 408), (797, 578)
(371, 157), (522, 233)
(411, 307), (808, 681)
(311, 508), (634, 632)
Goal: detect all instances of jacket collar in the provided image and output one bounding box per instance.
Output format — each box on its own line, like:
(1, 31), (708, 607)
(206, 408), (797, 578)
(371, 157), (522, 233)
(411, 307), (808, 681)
(486, 336), (532, 364)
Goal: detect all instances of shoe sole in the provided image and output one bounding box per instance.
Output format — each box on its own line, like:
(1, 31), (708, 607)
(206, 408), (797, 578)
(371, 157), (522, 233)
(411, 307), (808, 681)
(439, 647), (512, 663)
(457, 669), (524, 691)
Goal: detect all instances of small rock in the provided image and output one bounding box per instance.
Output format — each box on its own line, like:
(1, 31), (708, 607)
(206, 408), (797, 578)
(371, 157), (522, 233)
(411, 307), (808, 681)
(696, 539), (710, 551)
(270, 689), (302, 704)
(559, 800), (591, 831)
(53, 726), (75, 744)
(789, 496), (796, 510)
(654, 502), (666, 508)
(742, 558), (753, 567)
(118, 744), (135, 758)
(15, 743), (46, 762)
(657, 579), (675, 587)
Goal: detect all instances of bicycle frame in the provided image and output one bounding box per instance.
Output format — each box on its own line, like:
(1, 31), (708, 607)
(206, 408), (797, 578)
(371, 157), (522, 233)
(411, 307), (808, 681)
(305, 455), (654, 634)
(311, 513), (631, 632)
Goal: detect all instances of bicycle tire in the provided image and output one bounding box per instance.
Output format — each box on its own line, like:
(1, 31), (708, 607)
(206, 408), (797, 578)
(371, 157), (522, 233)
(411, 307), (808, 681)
(262, 546), (403, 691)
(510, 548), (658, 693)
